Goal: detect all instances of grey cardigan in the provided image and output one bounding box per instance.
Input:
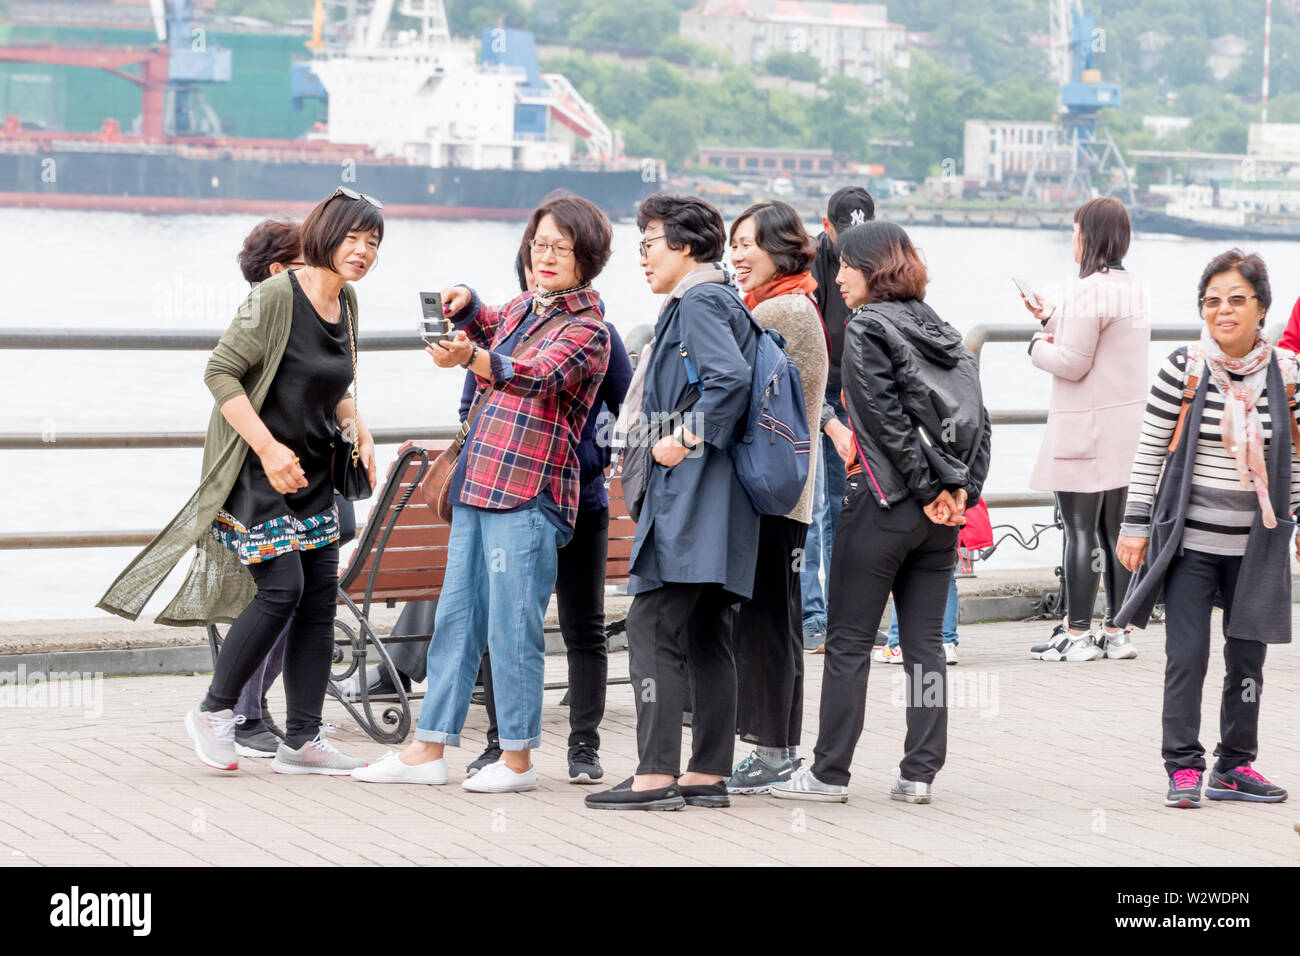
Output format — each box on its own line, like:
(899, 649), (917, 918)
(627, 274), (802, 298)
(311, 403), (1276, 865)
(1115, 354), (1294, 644)
(751, 292), (829, 524)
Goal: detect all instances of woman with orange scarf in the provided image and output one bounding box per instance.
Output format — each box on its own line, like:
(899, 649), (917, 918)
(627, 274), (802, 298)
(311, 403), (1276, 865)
(724, 201), (830, 795)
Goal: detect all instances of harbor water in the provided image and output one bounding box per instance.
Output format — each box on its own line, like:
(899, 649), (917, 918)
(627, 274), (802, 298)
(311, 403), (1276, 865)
(6, 208), (1300, 621)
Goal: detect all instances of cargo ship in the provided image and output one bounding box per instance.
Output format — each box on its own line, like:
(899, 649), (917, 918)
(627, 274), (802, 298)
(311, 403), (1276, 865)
(0, 0), (654, 219)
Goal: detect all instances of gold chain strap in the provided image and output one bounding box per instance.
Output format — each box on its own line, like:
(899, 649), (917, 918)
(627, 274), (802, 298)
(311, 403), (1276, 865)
(342, 297), (360, 467)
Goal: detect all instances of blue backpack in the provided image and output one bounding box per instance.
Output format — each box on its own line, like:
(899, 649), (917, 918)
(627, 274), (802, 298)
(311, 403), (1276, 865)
(680, 314), (811, 515)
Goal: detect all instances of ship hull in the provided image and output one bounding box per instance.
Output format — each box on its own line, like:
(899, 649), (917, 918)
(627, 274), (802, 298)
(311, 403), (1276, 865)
(1131, 208), (1300, 241)
(0, 147), (654, 220)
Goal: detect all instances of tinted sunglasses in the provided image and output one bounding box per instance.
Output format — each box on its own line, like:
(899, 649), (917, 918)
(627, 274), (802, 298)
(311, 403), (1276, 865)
(332, 186), (383, 209)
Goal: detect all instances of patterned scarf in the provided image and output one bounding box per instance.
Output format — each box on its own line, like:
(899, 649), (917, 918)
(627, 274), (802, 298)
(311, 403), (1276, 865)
(1200, 327), (1277, 528)
(532, 281), (591, 314)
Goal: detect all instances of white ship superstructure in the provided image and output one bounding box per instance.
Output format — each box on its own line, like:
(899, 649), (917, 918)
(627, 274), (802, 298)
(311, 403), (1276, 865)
(307, 0), (615, 171)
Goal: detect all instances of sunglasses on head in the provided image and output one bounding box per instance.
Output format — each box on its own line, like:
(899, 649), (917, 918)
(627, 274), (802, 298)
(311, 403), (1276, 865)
(332, 186), (383, 209)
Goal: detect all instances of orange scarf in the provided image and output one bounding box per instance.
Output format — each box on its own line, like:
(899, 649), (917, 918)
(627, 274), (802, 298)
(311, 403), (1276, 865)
(744, 271), (817, 310)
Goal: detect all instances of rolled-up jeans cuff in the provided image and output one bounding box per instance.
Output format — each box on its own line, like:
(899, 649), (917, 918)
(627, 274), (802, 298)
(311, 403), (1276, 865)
(498, 734), (541, 751)
(414, 729), (460, 746)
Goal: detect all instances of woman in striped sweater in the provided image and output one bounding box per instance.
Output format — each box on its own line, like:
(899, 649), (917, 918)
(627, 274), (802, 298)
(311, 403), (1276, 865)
(1115, 250), (1295, 809)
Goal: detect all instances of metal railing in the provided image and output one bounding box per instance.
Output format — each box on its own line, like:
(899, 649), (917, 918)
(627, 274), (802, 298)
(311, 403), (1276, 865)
(0, 321), (1278, 549)
(0, 328), (456, 550)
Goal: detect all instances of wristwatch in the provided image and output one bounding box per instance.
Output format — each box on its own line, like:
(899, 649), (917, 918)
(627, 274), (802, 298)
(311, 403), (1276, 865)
(672, 424), (699, 450)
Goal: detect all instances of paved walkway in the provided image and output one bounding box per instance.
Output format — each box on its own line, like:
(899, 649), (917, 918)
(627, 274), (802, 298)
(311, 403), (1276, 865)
(2, 615), (1298, 867)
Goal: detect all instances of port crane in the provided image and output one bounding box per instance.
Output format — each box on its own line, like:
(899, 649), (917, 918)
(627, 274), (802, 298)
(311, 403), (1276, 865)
(0, 0), (229, 139)
(1020, 0), (1134, 207)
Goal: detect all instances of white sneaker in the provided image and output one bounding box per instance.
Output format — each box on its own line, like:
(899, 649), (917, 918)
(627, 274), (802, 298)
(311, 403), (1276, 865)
(461, 759), (538, 793)
(944, 643), (959, 665)
(351, 750), (447, 785)
(1062, 633), (1105, 662)
(871, 644), (903, 664)
(890, 767), (932, 804)
(1102, 629), (1138, 660)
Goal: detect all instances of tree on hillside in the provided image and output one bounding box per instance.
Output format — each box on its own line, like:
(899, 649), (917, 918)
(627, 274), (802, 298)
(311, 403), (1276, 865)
(444, 0), (529, 35)
(763, 51), (822, 82)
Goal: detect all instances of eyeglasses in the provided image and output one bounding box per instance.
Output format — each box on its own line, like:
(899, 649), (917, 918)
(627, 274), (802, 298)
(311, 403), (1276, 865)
(1200, 294), (1258, 311)
(639, 233), (667, 258)
(529, 238), (574, 259)
(332, 186), (383, 209)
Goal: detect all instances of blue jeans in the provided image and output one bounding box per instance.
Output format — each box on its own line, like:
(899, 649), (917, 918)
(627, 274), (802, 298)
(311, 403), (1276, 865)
(800, 450), (827, 635)
(801, 383), (849, 635)
(887, 565), (959, 647)
(415, 505), (568, 750)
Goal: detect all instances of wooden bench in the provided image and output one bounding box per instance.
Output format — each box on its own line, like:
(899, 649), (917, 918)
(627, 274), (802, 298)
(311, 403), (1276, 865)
(211, 439), (639, 744)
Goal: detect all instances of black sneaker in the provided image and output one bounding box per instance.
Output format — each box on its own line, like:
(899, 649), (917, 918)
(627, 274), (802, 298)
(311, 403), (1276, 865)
(1205, 764), (1288, 803)
(568, 744), (603, 784)
(466, 741), (502, 776)
(678, 779), (730, 808)
(585, 777), (684, 811)
(1165, 768), (1203, 808)
(260, 697), (285, 741)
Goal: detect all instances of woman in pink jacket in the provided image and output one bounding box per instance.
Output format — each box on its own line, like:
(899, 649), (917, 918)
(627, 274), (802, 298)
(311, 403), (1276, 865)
(1024, 197), (1150, 662)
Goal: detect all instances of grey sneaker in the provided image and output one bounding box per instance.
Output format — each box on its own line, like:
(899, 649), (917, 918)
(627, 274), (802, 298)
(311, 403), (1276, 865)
(726, 751), (796, 794)
(802, 624), (826, 651)
(890, 767), (932, 804)
(271, 730), (367, 775)
(234, 723), (280, 758)
(184, 706), (242, 771)
(769, 764), (848, 803)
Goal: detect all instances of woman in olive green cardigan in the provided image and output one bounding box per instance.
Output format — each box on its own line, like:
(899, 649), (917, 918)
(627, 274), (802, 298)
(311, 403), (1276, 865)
(99, 190), (382, 775)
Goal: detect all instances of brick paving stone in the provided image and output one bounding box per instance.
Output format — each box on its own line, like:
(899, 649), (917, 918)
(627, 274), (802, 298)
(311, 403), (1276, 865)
(1, 611), (1298, 866)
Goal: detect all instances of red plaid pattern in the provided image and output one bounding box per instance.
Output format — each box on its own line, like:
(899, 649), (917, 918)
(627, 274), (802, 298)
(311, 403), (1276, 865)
(456, 287), (609, 526)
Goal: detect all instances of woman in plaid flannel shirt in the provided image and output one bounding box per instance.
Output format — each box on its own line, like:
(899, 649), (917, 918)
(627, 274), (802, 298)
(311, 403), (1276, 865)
(352, 194), (611, 794)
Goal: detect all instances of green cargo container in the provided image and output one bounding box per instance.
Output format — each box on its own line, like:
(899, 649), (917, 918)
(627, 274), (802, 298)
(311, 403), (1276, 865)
(0, 23), (325, 137)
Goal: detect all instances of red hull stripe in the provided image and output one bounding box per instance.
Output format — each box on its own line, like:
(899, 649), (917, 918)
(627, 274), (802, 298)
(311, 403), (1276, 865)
(0, 192), (537, 220)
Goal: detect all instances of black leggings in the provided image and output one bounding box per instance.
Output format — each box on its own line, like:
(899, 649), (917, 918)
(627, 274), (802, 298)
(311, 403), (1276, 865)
(1057, 488), (1131, 631)
(203, 543), (339, 748)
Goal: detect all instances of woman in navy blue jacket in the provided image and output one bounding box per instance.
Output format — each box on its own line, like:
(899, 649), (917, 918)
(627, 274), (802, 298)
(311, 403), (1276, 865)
(586, 193), (759, 812)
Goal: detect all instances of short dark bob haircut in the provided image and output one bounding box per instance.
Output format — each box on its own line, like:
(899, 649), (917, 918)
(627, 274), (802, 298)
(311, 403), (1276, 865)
(301, 191), (385, 272)
(729, 201), (816, 278)
(836, 221), (928, 303)
(1074, 197), (1130, 280)
(238, 217), (301, 285)
(636, 192), (726, 263)
(1198, 248), (1271, 321)
(524, 191), (612, 284)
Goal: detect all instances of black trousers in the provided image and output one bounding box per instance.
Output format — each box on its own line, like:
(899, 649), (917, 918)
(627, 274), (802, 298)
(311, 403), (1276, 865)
(479, 507), (610, 751)
(204, 542), (339, 748)
(813, 478), (958, 786)
(627, 581), (737, 776)
(1056, 488), (1131, 630)
(735, 515), (807, 749)
(1161, 548), (1268, 776)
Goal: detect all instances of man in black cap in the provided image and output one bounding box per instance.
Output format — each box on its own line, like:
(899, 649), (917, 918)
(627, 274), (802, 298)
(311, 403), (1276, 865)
(801, 185), (875, 652)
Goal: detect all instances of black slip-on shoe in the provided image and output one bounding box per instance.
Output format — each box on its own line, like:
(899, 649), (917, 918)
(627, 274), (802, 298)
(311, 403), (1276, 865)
(678, 779), (730, 808)
(584, 776), (685, 811)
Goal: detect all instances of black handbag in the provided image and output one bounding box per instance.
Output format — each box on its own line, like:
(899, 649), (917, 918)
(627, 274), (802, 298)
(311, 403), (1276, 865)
(333, 298), (374, 501)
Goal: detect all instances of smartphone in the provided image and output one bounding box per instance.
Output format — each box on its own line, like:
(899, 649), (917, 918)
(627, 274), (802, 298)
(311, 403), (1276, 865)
(418, 291), (452, 346)
(1011, 276), (1038, 304)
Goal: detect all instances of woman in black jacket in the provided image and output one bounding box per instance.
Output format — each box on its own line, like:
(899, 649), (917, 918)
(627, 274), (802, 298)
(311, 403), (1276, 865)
(771, 221), (991, 805)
